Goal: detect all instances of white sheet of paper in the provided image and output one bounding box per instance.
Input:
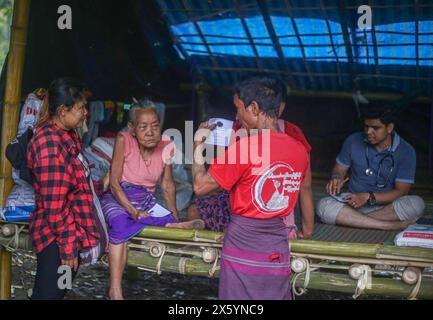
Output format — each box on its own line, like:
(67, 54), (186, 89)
(330, 193), (352, 203)
(205, 118), (234, 147)
(148, 204), (172, 218)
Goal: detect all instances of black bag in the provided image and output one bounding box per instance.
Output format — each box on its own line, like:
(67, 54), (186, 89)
(5, 127), (34, 185)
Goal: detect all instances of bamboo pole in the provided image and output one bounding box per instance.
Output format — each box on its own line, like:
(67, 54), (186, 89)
(137, 229), (433, 263)
(127, 250), (433, 299)
(292, 252), (433, 268)
(0, 249), (2, 297)
(0, 0), (31, 207)
(133, 237), (223, 248)
(196, 84), (209, 123)
(290, 240), (433, 262)
(179, 83), (432, 104)
(129, 243), (207, 259)
(0, 233), (32, 251)
(0, 248), (12, 300)
(128, 250), (220, 278)
(293, 271), (433, 300)
(138, 227), (223, 243)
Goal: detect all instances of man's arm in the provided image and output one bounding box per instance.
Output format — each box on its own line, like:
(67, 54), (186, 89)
(374, 182), (411, 204)
(346, 182), (411, 209)
(326, 164), (349, 195)
(298, 163), (314, 239)
(192, 141), (222, 196)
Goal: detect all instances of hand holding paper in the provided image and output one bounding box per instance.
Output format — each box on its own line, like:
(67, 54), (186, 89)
(148, 203), (172, 218)
(205, 118), (234, 147)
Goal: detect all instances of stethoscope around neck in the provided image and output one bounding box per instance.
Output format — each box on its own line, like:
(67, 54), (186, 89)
(365, 145), (395, 188)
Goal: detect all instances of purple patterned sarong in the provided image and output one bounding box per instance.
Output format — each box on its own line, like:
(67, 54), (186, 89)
(219, 215), (292, 300)
(195, 191), (232, 232)
(100, 183), (176, 244)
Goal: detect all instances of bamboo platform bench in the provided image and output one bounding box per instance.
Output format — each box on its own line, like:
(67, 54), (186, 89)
(1, 219), (433, 300)
(1, 178), (432, 300)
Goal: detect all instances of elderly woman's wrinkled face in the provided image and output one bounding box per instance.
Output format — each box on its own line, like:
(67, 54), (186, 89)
(131, 109), (161, 149)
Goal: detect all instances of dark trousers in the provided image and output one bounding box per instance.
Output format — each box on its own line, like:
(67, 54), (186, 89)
(31, 241), (79, 300)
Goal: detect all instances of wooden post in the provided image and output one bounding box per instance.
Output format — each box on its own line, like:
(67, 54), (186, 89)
(0, 248), (2, 297)
(0, 0), (31, 207)
(293, 271), (433, 300)
(0, 248), (12, 300)
(429, 90), (433, 175)
(196, 82), (211, 123)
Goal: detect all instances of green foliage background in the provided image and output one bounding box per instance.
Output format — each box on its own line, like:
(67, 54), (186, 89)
(0, 0), (13, 74)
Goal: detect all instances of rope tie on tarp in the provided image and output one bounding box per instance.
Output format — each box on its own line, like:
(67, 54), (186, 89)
(4, 225), (26, 252)
(352, 265), (372, 299)
(292, 258), (317, 298)
(192, 230), (213, 243)
(208, 251), (220, 278)
(155, 245), (167, 275)
(408, 272), (423, 300)
(178, 257), (187, 275)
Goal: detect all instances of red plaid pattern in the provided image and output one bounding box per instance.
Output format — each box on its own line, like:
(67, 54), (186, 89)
(28, 120), (102, 260)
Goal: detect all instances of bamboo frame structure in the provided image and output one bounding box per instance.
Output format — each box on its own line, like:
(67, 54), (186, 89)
(281, 0), (314, 84)
(337, 0), (356, 85)
(429, 96), (433, 175)
(198, 67), (433, 82)
(180, 0), (218, 71)
(163, 3), (433, 16)
(0, 247), (12, 300)
(233, 0), (263, 70)
(175, 30), (433, 39)
(290, 240), (433, 262)
(415, 0), (420, 87)
(126, 246), (433, 299)
(319, 0), (343, 87)
(128, 250), (220, 278)
(1, 223), (433, 299)
(256, 0), (294, 84)
(0, 0), (31, 300)
(292, 271), (433, 300)
(168, 1), (433, 92)
(180, 82), (432, 104)
(0, 0), (31, 208)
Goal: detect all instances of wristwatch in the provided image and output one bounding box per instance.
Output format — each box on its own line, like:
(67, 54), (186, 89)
(367, 192), (377, 206)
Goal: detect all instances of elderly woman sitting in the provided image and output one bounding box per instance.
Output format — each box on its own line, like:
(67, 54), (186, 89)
(101, 100), (204, 300)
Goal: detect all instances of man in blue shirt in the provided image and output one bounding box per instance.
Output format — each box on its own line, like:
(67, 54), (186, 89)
(317, 104), (425, 230)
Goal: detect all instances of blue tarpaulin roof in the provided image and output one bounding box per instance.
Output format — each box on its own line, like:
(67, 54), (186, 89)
(157, 0), (433, 95)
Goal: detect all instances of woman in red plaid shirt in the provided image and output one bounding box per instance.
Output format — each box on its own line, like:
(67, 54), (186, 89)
(27, 78), (110, 300)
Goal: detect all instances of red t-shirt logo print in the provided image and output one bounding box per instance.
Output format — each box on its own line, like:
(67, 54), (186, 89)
(252, 162), (302, 216)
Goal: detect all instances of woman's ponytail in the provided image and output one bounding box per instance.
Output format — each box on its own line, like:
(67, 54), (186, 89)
(36, 95), (50, 128)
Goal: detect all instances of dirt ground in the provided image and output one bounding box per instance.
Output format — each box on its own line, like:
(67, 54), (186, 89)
(10, 249), (396, 301)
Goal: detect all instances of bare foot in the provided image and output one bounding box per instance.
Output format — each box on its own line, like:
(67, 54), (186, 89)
(108, 288), (124, 300)
(384, 220), (416, 231)
(216, 234), (225, 243)
(166, 219), (205, 230)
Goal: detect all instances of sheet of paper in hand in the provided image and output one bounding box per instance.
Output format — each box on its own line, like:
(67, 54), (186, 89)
(205, 118), (234, 147)
(330, 193), (352, 203)
(148, 203), (172, 218)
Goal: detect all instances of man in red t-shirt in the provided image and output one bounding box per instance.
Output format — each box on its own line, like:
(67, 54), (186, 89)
(192, 77), (309, 300)
(231, 80), (314, 239)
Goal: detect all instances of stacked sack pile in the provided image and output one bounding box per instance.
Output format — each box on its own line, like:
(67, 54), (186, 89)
(1, 89), (46, 222)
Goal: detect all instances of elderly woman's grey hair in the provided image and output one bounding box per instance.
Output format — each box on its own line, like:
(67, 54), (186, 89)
(128, 98), (160, 125)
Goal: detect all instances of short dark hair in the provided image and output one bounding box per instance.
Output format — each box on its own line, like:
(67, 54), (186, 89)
(361, 102), (395, 125)
(234, 76), (282, 118)
(47, 78), (86, 116)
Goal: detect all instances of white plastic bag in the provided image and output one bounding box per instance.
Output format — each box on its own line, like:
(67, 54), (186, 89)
(17, 93), (44, 136)
(394, 224), (433, 249)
